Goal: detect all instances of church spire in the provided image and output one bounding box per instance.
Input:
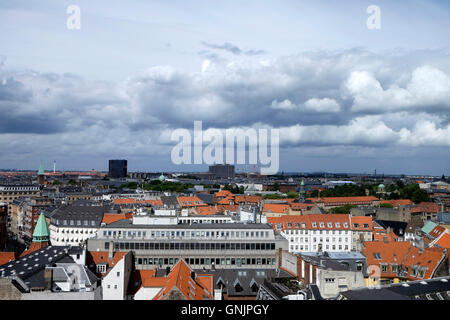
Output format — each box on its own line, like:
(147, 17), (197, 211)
(33, 212), (50, 242)
(38, 161), (45, 175)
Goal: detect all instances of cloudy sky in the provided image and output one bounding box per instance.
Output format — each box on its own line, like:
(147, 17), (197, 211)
(0, 0), (449, 175)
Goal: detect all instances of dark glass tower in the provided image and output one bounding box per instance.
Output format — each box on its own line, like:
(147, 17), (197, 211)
(109, 159), (128, 178)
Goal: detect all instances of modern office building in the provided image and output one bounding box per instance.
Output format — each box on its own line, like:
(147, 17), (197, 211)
(87, 217), (288, 270)
(108, 160), (128, 179)
(208, 164), (235, 179)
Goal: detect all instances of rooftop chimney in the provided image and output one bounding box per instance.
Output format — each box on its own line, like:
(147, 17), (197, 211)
(44, 268), (53, 291)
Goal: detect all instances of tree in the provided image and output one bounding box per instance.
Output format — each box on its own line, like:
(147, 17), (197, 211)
(272, 183), (280, 191)
(411, 189), (430, 204)
(286, 191), (298, 198)
(330, 204), (357, 214)
(380, 203), (394, 208)
(52, 180), (60, 185)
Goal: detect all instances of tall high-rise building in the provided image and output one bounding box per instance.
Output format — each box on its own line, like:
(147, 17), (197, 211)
(109, 159), (128, 178)
(209, 164), (235, 179)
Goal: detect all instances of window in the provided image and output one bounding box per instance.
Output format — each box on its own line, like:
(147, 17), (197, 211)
(325, 278), (335, 283)
(381, 264), (388, 273)
(96, 264), (107, 273)
(391, 264), (398, 273)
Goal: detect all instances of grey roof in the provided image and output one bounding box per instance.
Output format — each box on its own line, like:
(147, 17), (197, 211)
(375, 220), (408, 237)
(160, 196), (180, 209)
(0, 246), (75, 289)
(185, 268), (292, 297)
(437, 212), (450, 224)
(195, 193), (215, 205)
(340, 277), (450, 300)
(101, 219), (274, 230)
(340, 288), (411, 300)
(51, 205), (110, 226)
(299, 251), (368, 276)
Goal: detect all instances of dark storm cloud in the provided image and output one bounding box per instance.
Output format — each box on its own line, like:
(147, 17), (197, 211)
(0, 49), (449, 162)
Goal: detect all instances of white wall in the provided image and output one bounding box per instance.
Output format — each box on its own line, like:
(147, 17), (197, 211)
(50, 225), (98, 246)
(134, 287), (162, 300)
(102, 252), (132, 300)
(283, 229), (352, 253)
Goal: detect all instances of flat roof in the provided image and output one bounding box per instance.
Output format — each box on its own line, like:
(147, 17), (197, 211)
(102, 219), (274, 230)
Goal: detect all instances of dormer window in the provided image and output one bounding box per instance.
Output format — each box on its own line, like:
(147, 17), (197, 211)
(327, 222), (332, 228)
(335, 222), (340, 228)
(319, 222), (324, 228)
(312, 222), (317, 228)
(96, 264), (107, 274)
(343, 222), (348, 228)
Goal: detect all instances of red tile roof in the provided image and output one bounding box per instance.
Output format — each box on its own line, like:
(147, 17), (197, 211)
(263, 203), (290, 214)
(194, 206), (219, 216)
(0, 252), (15, 266)
(101, 213), (133, 225)
(290, 202), (317, 211)
(429, 225), (447, 239)
(307, 196), (379, 205)
(113, 199), (163, 206)
(86, 251), (128, 277)
(216, 204), (239, 213)
(214, 190), (233, 198)
(380, 199), (413, 207)
(434, 234), (450, 250)
(350, 216), (373, 231)
(362, 241), (447, 280)
(152, 259), (213, 300)
(410, 202), (440, 214)
(177, 196), (207, 208)
(234, 195), (262, 204)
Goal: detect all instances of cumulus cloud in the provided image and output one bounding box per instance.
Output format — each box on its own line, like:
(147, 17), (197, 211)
(346, 66), (450, 114)
(270, 98), (340, 113)
(1, 48), (450, 172)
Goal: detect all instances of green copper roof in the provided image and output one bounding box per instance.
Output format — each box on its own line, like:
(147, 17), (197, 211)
(38, 162), (45, 175)
(421, 221), (437, 234)
(159, 173), (166, 181)
(33, 212), (50, 241)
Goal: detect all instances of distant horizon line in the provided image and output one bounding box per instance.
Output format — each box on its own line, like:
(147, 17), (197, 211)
(0, 168), (446, 178)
